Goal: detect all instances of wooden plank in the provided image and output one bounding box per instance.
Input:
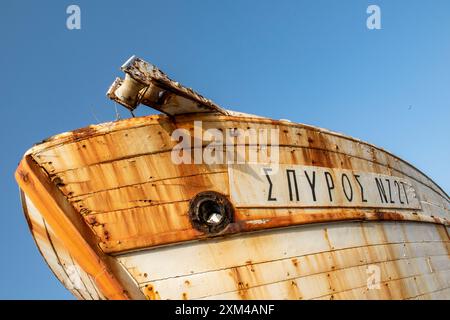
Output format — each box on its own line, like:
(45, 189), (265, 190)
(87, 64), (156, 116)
(201, 260), (450, 300)
(316, 270), (450, 300)
(138, 245), (448, 299)
(71, 172), (228, 214)
(117, 221), (449, 284)
(57, 152), (225, 196)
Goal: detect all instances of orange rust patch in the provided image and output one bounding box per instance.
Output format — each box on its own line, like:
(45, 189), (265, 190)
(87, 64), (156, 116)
(323, 228), (334, 250)
(143, 284), (160, 300)
(70, 126), (99, 142)
(435, 224), (450, 243)
(229, 267), (249, 299)
(17, 169), (30, 183)
(245, 260), (255, 272)
(287, 279), (303, 299)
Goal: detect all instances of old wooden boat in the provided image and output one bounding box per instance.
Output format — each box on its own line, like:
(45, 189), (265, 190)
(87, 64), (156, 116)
(16, 56), (449, 300)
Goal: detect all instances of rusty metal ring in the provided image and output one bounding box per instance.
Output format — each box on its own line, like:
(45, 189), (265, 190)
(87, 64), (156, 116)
(188, 191), (234, 234)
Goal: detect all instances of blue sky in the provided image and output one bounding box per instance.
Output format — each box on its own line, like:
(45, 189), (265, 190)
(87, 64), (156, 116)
(1, 1), (449, 299)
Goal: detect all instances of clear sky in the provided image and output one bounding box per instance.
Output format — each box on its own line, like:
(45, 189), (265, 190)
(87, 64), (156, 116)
(1, 1), (449, 299)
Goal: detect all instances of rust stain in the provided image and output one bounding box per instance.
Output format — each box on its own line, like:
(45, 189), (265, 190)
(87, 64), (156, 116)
(229, 267), (249, 299)
(435, 224), (450, 243)
(17, 169), (30, 183)
(287, 279), (303, 300)
(69, 126), (100, 143)
(323, 228), (334, 250)
(379, 224), (402, 285)
(245, 260), (255, 273)
(143, 284), (160, 300)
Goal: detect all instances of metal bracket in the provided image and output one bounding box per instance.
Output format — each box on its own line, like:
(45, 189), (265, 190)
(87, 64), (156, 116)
(107, 55), (229, 116)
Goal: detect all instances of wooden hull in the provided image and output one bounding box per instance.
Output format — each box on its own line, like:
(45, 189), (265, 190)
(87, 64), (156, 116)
(16, 113), (450, 299)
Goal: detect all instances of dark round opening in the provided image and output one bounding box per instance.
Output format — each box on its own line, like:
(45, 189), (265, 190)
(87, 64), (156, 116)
(189, 192), (234, 234)
(198, 200), (225, 226)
